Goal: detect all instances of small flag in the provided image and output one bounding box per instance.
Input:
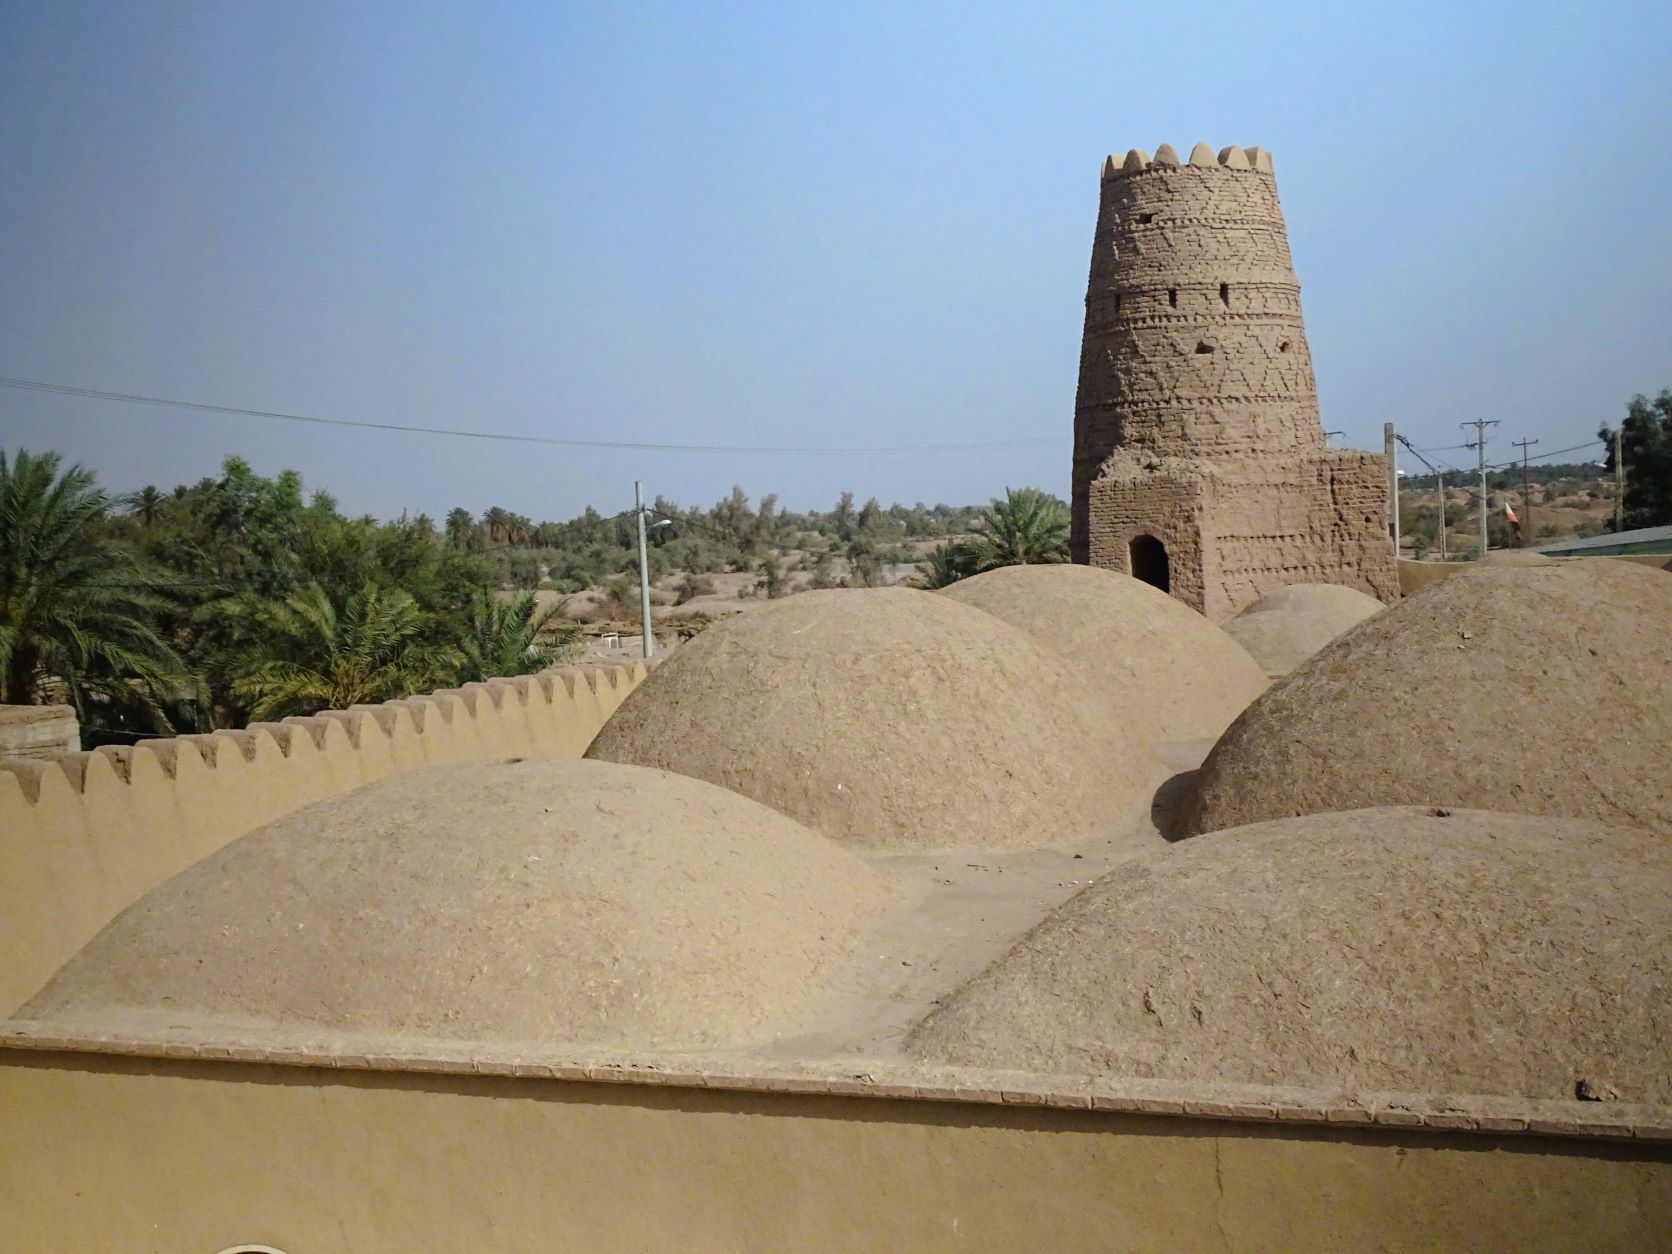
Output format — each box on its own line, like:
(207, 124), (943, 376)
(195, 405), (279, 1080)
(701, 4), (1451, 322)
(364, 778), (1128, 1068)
(1504, 501), (1520, 524)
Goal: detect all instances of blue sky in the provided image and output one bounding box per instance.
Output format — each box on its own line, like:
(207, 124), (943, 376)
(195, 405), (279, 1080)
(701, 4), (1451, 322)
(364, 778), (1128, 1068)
(2, 2), (1668, 520)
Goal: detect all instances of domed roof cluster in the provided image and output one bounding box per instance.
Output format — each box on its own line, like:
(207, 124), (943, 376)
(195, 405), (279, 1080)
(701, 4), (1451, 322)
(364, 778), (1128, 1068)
(1180, 560), (1672, 836)
(909, 806), (1672, 1102)
(940, 564), (1267, 741)
(588, 586), (1165, 851)
(1222, 582), (1385, 678)
(23, 758), (896, 1050)
(18, 558), (1671, 1114)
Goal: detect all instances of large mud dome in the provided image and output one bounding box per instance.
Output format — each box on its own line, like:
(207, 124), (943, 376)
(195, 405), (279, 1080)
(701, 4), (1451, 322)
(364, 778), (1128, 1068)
(908, 806), (1672, 1102)
(22, 758), (897, 1051)
(1221, 581), (1385, 678)
(587, 587), (1162, 851)
(941, 563), (1267, 741)
(1179, 560), (1672, 836)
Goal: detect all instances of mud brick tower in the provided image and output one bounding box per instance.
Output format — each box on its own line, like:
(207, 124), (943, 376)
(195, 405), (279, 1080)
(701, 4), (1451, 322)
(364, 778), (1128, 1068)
(1070, 142), (1398, 619)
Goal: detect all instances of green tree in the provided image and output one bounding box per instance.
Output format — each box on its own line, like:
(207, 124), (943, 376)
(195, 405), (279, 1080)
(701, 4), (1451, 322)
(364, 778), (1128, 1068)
(0, 450), (189, 736)
(970, 487), (1070, 569)
(445, 507), (479, 550)
(458, 591), (579, 683)
(125, 485), (166, 528)
(856, 495), (882, 536)
(914, 541), (980, 589)
(756, 554), (787, 599)
(229, 581), (458, 720)
(1600, 389), (1672, 530)
(832, 491), (856, 541)
(482, 506), (513, 545)
(844, 537), (884, 587)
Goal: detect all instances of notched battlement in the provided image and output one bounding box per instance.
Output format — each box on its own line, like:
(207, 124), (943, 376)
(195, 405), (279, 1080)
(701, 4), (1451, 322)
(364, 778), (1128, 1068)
(1102, 143), (1274, 180)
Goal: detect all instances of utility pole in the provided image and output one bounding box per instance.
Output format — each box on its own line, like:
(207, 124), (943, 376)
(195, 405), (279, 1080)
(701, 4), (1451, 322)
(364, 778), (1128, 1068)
(1435, 466), (1447, 560)
(1383, 422), (1399, 556)
(1614, 426), (1625, 533)
(1511, 437), (1538, 547)
(1460, 418), (1500, 559)
(1395, 431), (1448, 561)
(634, 480), (655, 659)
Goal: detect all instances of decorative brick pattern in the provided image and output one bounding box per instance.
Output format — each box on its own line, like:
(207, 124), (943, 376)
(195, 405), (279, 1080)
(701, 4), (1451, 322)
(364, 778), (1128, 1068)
(1070, 145), (1399, 618)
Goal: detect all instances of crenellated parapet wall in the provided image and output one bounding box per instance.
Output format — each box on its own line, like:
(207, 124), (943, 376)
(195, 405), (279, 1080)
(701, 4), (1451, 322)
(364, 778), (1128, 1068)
(0, 662), (652, 1015)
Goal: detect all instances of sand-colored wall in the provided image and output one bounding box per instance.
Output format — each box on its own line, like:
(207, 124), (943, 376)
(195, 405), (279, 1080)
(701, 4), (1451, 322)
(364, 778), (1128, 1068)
(0, 664), (649, 1015)
(1398, 553), (1672, 595)
(1, 1051), (1667, 1253)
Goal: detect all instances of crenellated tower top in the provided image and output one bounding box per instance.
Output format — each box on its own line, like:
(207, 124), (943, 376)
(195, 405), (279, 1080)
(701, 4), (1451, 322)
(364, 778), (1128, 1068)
(1100, 143), (1276, 179)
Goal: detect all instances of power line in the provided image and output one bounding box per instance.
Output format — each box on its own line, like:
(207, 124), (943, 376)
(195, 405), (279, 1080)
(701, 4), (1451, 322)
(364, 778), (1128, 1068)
(1486, 439), (1604, 471)
(0, 375), (1063, 457)
(1394, 435), (1446, 477)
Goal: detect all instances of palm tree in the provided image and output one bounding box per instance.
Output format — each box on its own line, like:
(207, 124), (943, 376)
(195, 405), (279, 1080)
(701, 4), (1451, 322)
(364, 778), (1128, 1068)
(444, 507), (478, 550)
(970, 487), (1070, 569)
(230, 581), (459, 720)
(482, 506), (513, 545)
(913, 540), (979, 589)
(458, 591), (579, 683)
(0, 449), (189, 733)
(126, 485), (166, 528)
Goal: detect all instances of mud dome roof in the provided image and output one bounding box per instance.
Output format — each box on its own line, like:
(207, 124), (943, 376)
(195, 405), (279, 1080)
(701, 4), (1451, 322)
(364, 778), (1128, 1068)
(941, 564), (1268, 741)
(908, 806), (1672, 1102)
(1222, 582), (1385, 678)
(587, 587), (1162, 851)
(1179, 559), (1672, 836)
(21, 758), (896, 1050)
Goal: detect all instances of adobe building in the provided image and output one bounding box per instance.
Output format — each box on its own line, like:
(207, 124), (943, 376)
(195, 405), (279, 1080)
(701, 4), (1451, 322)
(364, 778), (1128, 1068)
(3, 635), (1671, 1247)
(1070, 142), (1399, 619)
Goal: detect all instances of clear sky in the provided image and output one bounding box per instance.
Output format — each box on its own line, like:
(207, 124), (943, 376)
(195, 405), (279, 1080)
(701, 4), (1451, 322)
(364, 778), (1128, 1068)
(3, 2), (1668, 521)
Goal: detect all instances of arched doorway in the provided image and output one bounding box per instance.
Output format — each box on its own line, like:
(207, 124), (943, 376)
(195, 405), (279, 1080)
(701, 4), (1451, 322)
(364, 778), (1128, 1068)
(1129, 534), (1170, 592)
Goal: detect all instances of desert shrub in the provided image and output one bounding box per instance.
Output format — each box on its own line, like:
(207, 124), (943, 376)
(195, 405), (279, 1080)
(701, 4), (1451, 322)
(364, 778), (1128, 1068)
(675, 573), (717, 605)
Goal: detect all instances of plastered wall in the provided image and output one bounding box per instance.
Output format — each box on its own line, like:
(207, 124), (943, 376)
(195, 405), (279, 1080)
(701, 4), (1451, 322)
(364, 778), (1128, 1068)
(0, 663), (649, 1014)
(1, 1051), (1667, 1253)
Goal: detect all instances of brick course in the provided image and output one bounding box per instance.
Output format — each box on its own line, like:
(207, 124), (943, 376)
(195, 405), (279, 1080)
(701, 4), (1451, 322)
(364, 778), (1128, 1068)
(1071, 144), (1398, 618)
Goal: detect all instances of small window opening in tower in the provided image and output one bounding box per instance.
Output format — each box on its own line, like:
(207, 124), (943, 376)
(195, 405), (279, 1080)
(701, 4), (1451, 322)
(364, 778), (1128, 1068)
(1129, 534), (1170, 593)
(1220, 283), (1230, 307)
(1195, 341), (1215, 354)
(1137, 212), (1155, 224)
(1168, 288), (1178, 308)
(1279, 340), (1291, 353)
(1114, 292), (1122, 315)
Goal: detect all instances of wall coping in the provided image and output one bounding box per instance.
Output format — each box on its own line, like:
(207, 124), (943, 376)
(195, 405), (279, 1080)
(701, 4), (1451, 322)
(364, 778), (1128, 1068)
(0, 659), (652, 803)
(3, 1021), (1664, 1146)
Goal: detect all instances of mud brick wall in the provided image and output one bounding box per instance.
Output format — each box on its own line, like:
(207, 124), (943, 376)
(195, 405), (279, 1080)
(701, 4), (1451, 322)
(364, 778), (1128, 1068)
(1071, 143), (1397, 616)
